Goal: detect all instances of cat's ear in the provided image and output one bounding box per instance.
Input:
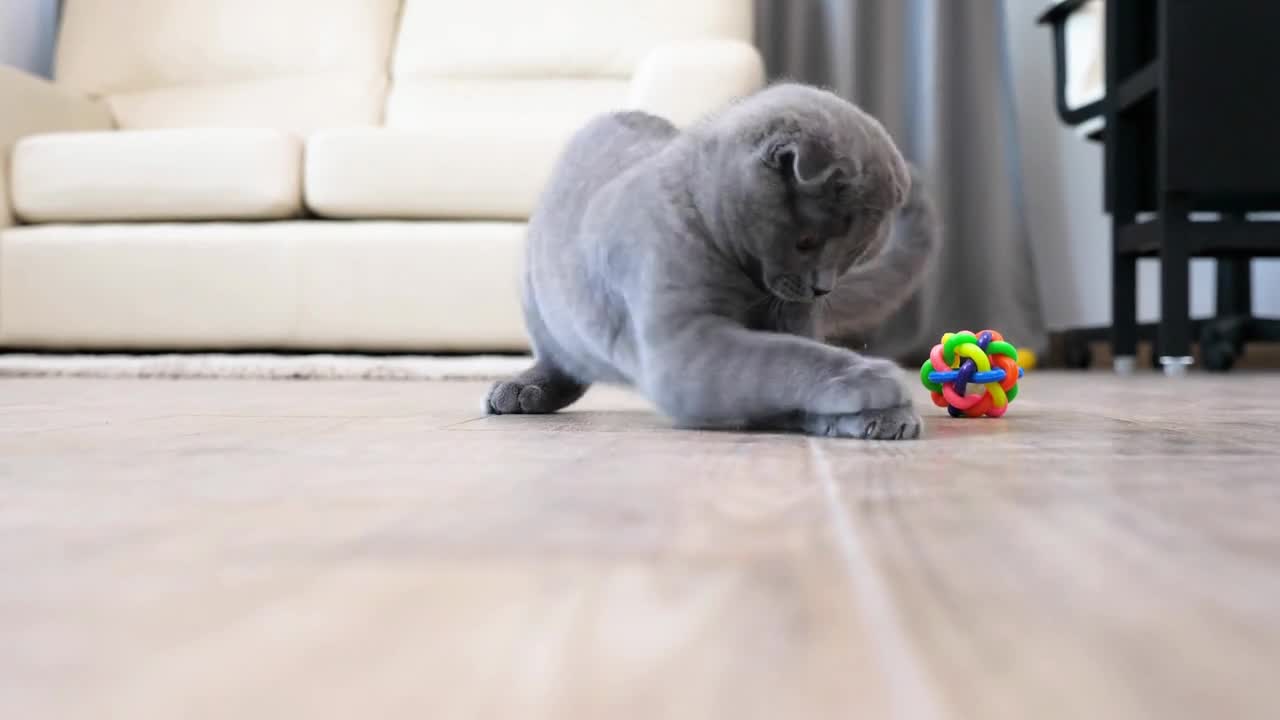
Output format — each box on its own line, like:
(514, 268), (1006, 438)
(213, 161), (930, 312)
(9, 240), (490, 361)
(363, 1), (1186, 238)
(761, 135), (847, 191)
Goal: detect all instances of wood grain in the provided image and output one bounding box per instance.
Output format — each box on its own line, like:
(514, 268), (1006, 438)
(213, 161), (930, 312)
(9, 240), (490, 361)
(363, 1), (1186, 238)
(2, 372), (1279, 719)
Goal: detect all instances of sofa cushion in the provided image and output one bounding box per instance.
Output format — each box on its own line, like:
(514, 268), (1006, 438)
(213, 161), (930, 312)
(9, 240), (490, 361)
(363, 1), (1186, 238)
(307, 83), (620, 220)
(54, 0), (400, 133)
(370, 0), (755, 218)
(99, 75), (389, 136)
(391, 0), (753, 80)
(626, 40), (765, 127)
(0, 221), (529, 351)
(12, 129), (302, 223)
(385, 0), (752, 136)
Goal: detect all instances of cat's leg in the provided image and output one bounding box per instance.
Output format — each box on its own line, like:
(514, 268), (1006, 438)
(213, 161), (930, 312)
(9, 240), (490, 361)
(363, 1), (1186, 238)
(486, 259), (590, 415)
(641, 320), (921, 440)
(484, 360), (590, 415)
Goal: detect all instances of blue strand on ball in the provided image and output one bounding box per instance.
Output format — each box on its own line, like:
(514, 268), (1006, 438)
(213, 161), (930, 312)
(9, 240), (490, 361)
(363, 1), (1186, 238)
(926, 367), (1025, 384)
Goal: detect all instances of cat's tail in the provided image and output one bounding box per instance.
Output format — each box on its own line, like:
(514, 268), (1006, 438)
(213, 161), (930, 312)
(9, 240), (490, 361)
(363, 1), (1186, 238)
(821, 163), (940, 337)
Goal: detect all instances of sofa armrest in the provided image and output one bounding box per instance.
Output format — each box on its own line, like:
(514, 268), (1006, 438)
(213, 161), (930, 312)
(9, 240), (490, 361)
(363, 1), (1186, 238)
(0, 66), (114, 227)
(627, 39), (765, 128)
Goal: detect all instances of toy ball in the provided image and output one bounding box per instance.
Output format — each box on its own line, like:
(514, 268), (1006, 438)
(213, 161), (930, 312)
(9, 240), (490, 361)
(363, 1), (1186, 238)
(919, 329), (1024, 418)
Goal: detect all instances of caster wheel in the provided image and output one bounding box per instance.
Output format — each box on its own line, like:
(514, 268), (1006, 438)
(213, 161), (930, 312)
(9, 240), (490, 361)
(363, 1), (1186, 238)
(1198, 318), (1246, 373)
(1064, 341), (1092, 370)
(1201, 341), (1237, 372)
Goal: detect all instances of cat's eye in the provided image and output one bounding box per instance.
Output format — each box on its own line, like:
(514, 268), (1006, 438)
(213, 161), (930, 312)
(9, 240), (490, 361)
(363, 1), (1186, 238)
(796, 235), (821, 253)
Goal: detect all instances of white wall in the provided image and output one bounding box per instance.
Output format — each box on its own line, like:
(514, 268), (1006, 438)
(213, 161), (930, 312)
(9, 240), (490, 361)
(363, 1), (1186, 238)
(0, 0), (59, 76)
(1004, 0), (1279, 330)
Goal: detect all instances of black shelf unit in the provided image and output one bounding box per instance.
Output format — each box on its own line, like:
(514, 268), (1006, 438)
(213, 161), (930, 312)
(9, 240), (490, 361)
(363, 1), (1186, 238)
(1040, 0), (1280, 373)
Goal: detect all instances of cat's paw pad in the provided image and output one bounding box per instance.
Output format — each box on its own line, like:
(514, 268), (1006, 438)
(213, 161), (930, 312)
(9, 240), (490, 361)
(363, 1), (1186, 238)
(484, 380), (554, 415)
(807, 405), (923, 440)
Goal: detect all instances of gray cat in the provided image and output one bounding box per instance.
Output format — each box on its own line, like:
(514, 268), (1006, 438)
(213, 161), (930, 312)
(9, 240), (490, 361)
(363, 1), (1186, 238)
(485, 83), (939, 439)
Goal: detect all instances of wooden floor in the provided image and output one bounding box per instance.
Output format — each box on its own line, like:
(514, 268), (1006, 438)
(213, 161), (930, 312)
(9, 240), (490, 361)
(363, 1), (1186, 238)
(2, 372), (1279, 719)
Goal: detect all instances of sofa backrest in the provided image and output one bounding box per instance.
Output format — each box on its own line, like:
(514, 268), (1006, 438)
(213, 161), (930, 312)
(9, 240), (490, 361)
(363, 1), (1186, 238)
(54, 0), (401, 134)
(392, 0), (751, 80)
(52, 0), (754, 135)
(385, 0), (754, 129)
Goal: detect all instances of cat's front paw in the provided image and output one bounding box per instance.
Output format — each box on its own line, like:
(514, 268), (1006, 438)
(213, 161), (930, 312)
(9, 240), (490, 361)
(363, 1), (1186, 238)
(805, 405), (923, 440)
(485, 380), (553, 414)
(812, 357), (912, 415)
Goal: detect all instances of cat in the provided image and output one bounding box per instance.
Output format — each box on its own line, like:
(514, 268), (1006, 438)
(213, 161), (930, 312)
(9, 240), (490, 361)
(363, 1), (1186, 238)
(484, 83), (939, 439)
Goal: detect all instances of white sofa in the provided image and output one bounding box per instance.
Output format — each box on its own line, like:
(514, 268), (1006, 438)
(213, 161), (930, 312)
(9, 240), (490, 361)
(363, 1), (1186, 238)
(0, 0), (763, 351)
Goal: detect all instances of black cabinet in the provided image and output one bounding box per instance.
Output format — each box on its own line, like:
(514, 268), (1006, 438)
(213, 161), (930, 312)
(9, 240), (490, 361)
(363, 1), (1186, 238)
(1042, 0), (1280, 373)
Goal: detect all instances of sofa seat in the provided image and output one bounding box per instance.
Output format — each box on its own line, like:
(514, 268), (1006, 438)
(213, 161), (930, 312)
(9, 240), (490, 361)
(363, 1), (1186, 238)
(0, 221), (528, 350)
(11, 129), (303, 223)
(306, 79), (628, 220)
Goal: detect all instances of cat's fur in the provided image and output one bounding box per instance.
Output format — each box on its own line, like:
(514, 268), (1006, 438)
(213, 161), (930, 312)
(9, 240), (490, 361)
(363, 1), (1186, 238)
(485, 83), (939, 439)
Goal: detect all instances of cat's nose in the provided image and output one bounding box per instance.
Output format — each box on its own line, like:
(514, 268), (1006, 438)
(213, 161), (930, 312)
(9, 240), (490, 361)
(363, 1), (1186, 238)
(811, 268), (837, 297)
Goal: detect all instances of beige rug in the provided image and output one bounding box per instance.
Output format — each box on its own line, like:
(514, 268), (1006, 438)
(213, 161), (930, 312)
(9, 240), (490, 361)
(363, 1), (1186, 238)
(0, 353), (532, 381)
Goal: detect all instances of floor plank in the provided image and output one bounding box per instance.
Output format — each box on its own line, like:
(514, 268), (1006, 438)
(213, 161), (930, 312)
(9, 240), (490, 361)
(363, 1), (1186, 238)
(1, 372), (1279, 719)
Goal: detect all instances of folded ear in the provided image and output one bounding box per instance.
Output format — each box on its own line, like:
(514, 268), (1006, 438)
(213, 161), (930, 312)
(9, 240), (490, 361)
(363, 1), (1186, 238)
(761, 135), (847, 191)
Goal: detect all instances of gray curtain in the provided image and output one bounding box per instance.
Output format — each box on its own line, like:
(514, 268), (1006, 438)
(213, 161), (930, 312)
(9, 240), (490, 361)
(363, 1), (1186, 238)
(755, 0), (1047, 360)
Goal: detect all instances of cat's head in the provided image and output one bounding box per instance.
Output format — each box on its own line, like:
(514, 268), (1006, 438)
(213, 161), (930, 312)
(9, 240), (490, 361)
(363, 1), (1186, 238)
(698, 83), (911, 303)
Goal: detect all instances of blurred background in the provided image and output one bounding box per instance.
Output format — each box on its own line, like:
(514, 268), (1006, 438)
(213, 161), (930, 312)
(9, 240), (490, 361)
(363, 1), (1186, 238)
(3, 0), (1278, 364)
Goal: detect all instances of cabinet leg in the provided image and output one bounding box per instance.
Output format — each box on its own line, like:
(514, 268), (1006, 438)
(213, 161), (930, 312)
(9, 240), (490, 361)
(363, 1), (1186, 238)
(1158, 197), (1193, 375)
(1112, 218), (1139, 375)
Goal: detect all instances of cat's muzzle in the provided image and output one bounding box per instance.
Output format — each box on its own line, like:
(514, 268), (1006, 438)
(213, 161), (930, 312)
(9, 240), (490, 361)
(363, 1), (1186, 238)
(769, 274), (815, 302)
